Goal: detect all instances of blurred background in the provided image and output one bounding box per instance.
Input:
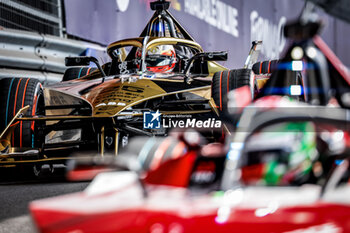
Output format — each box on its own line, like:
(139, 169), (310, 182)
(0, 0), (349, 84)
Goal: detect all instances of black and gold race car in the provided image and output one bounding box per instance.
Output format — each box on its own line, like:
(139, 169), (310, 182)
(0, 0), (261, 173)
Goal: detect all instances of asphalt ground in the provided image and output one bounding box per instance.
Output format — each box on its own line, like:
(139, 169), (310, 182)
(0, 165), (89, 233)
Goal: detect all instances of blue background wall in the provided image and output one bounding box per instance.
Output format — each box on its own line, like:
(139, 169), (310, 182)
(64, 0), (350, 68)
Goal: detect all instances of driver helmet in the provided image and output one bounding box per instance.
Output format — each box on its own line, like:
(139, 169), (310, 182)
(241, 121), (319, 186)
(136, 45), (176, 73)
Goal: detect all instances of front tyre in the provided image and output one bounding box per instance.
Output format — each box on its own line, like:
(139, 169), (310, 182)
(211, 69), (254, 113)
(0, 78), (45, 148)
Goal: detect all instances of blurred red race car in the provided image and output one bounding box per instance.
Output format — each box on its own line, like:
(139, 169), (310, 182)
(30, 97), (350, 233)
(30, 1), (350, 232)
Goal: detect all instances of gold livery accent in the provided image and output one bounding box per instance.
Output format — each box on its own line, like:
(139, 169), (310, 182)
(114, 128), (119, 156)
(107, 37), (203, 59)
(100, 126), (105, 157)
(107, 38), (143, 59)
(91, 83), (211, 118)
(85, 78), (166, 117)
(146, 37), (203, 53)
(0, 105), (30, 151)
(18, 116), (93, 121)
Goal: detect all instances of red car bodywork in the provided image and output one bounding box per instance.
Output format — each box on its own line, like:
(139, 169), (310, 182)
(30, 151), (350, 233)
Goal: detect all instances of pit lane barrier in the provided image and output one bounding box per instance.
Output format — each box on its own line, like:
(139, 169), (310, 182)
(0, 28), (106, 84)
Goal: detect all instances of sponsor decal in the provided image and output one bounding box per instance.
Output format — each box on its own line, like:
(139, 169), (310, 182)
(121, 86), (144, 93)
(118, 61), (130, 74)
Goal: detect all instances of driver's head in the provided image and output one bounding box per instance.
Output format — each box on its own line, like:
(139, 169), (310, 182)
(241, 122), (318, 186)
(136, 45), (176, 73)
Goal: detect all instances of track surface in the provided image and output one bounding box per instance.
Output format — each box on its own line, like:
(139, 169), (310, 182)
(0, 165), (89, 233)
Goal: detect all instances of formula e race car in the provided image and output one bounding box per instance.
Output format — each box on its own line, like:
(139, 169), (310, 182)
(0, 0), (264, 173)
(29, 97), (350, 233)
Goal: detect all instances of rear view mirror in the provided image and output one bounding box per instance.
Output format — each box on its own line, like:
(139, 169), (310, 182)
(66, 155), (116, 181)
(66, 154), (142, 181)
(184, 51), (228, 79)
(65, 56), (94, 66)
(65, 56), (107, 78)
(200, 51), (228, 61)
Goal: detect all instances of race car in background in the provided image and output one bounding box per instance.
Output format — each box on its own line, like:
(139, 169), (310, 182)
(1, 0), (349, 177)
(0, 0), (265, 174)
